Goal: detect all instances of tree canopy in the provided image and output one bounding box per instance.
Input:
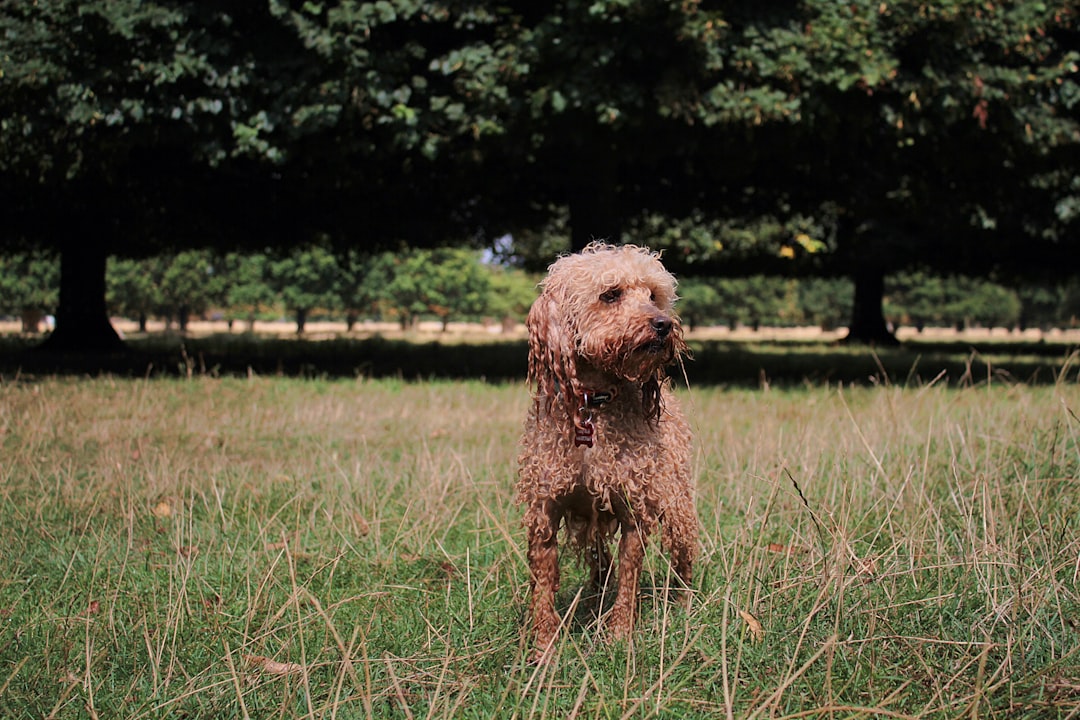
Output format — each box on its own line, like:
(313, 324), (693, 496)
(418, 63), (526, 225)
(2, 1), (1078, 351)
(0, 1), (505, 350)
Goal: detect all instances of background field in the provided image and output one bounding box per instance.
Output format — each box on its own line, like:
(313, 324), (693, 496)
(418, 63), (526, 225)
(1, 376), (1078, 718)
(5, 323), (1080, 390)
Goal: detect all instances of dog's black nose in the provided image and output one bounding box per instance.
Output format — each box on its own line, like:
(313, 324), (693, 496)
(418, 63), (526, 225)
(651, 316), (673, 338)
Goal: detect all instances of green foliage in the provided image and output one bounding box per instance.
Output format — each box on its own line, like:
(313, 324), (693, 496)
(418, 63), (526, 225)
(887, 272), (1023, 330)
(107, 252), (227, 331)
(1019, 283), (1067, 330)
(344, 248), (531, 330)
(383, 247), (492, 329)
(106, 257), (163, 329)
(94, 247), (1080, 334)
(220, 252), (277, 326)
(1062, 281), (1080, 324)
(344, 250), (399, 320)
(5, 1), (1080, 352)
(2, 0), (517, 348)
(0, 251), (59, 315)
(269, 243), (344, 332)
(798, 277), (854, 330)
(946, 278), (1023, 329)
(679, 276), (802, 329)
(635, 212), (834, 273)
(159, 250), (221, 329)
(483, 265), (538, 322)
(675, 279), (723, 331)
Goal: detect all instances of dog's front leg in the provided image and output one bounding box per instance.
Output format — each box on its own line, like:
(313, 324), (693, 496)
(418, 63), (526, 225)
(605, 519), (648, 640)
(525, 500), (562, 661)
(661, 496), (698, 608)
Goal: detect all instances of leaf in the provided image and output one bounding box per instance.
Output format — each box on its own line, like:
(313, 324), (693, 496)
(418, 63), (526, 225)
(352, 512), (371, 536)
(245, 655), (304, 675)
(793, 233), (826, 253)
(853, 556), (878, 578)
(151, 501), (172, 518)
(739, 610), (764, 643)
(551, 89), (567, 113)
(766, 542), (803, 554)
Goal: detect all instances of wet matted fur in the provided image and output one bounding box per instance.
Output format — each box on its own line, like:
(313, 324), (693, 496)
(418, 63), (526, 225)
(516, 242), (698, 661)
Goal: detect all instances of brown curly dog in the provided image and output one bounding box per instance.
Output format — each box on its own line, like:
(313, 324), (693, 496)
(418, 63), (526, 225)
(516, 242), (698, 662)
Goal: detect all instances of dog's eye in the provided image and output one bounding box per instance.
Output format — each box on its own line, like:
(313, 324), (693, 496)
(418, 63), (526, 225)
(599, 288), (622, 304)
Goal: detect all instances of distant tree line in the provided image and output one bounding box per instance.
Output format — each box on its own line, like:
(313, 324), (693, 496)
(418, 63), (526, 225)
(0, 247), (535, 335)
(3, 249), (1078, 336)
(681, 274), (1080, 333)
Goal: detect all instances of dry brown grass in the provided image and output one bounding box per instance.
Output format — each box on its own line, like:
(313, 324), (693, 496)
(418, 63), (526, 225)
(0, 375), (1077, 718)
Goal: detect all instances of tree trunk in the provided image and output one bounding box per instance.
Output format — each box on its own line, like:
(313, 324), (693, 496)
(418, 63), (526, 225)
(21, 309), (43, 333)
(37, 243), (125, 353)
(295, 307), (307, 334)
(843, 264), (899, 345)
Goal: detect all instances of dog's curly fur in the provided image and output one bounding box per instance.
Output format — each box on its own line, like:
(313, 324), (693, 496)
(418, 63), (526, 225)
(516, 242), (698, 661)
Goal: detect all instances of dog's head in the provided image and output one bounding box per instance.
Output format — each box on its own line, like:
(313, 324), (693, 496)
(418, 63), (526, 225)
(526, 242), (687, 420)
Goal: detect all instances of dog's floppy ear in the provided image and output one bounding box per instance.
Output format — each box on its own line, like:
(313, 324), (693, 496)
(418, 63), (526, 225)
(527, 293), (578, 412)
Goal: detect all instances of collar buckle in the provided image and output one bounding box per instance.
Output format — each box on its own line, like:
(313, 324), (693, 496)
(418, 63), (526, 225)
(582, 390), (613, 408)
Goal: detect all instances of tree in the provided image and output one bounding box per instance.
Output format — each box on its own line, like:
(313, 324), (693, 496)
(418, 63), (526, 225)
(268, 243), (343, 334)
(7, 1), (1077, 358)
(677, 280), (723, 332)
(493, 1), (1080, 343)
(107, 257), (164, 333)
(421, 248), (493, 331)
(478, 264), (537, 331)
(466, 1), (749, 253)
(1017, 283), (1066, 331)
(0, 251), (60, 332)
(736, 1), (1080, 342)
(159, 250), (220, 332)
(2, 2), (262, 351)
(343, 251), (399, 328)
(944, 278), (1022, 331)
(798, 278), (854, 331)
(221, 252), (277, 332)
(383, 248), (492, 330)
(888, 272), (1028, 331)
(886, 272), (948, 331)
(1, 2), (508, 354)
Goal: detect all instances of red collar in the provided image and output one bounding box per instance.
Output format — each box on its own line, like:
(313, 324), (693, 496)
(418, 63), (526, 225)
(573, 387), (617, 447)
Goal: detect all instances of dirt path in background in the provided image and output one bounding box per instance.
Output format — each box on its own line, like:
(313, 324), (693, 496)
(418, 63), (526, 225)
(4, 318), (1079, 344)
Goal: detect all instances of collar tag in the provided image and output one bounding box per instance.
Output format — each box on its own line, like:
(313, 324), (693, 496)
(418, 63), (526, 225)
(572, 388), (613, 448)
(574, 415), (595, 447)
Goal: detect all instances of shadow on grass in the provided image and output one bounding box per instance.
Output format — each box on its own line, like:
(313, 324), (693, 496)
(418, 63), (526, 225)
(1, 333), (1078, 386)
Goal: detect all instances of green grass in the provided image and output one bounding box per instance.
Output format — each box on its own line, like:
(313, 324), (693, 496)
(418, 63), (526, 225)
(1, 376), (1078, 718)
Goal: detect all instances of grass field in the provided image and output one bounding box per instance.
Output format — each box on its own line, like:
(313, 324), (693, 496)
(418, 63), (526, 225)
(1, 375), (1078, 718)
